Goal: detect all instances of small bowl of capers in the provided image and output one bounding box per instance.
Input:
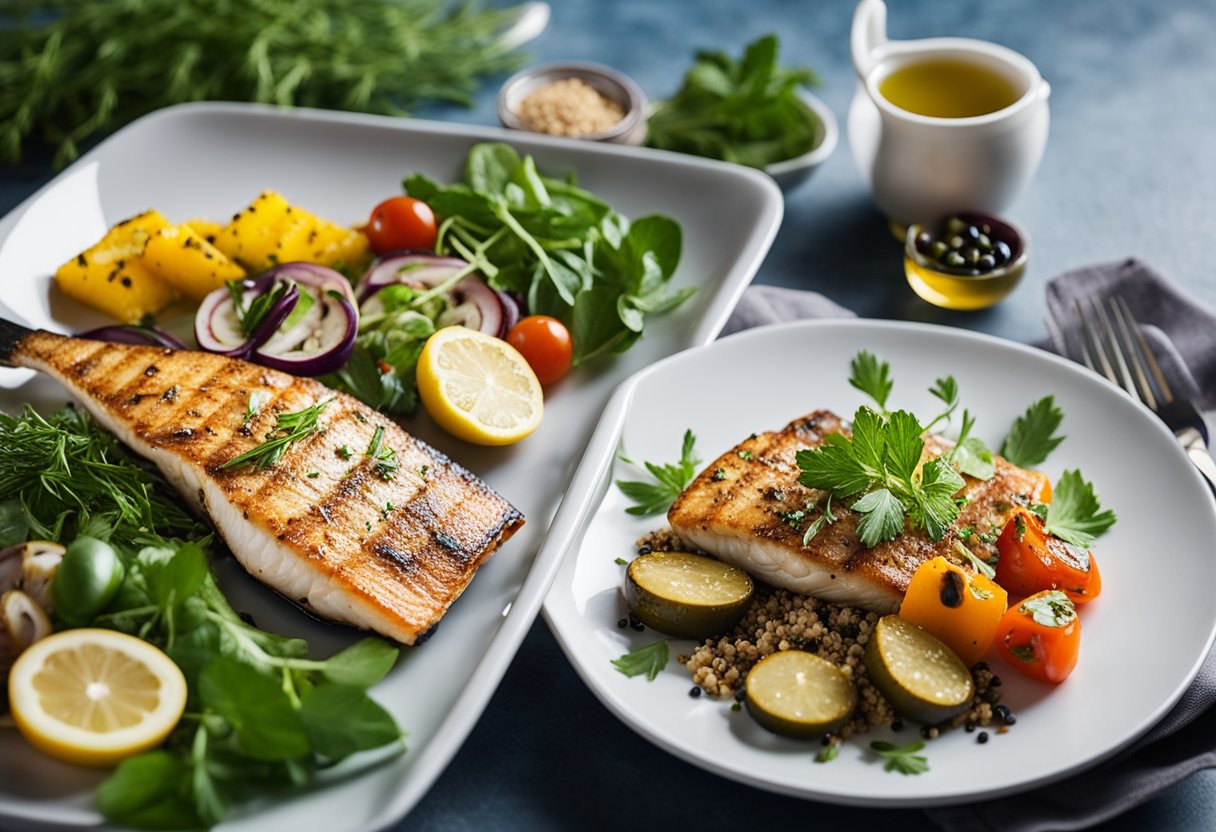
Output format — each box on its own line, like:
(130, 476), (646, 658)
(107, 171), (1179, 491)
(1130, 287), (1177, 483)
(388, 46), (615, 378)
(904, 212), (1028, 310)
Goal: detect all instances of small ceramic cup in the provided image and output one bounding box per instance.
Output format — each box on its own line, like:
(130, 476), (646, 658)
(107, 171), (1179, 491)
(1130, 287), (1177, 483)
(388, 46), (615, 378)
(497, 62), (647, 145)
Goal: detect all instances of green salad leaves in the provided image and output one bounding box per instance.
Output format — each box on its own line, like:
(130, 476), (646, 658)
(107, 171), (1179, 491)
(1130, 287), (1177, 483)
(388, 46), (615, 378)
(405, 143), (693, 366)
(646, 34), (823, 168)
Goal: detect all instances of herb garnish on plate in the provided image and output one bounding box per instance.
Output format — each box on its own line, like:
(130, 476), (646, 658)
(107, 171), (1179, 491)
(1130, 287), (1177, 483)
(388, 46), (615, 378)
(616, 430), (700, 516)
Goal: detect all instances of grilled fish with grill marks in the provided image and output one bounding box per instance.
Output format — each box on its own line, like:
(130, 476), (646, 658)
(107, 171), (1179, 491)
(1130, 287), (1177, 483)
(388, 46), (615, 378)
(0, 321), (523, 645)
(668, 410), (1049, 613)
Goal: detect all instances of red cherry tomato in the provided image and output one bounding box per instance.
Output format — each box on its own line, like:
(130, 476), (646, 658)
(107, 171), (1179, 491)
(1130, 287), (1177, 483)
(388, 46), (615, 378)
(506, 316), (573, 385)
(366, 196), (437, 254)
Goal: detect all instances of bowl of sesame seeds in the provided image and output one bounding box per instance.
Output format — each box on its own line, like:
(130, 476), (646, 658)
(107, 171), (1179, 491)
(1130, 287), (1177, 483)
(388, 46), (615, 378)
(497, 61), (648, 145)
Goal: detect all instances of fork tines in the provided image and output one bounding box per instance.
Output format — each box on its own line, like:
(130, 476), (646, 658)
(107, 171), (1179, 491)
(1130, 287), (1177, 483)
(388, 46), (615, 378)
(1074, 296), (1174, 412)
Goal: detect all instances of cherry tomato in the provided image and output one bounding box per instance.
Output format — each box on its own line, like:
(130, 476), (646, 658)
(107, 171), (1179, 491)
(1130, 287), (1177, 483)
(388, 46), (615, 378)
(995, 508), (1102, 604)
(996, 590), (1081, 684)
(506, 316), (573, 385)
(366, 196), (437, 254)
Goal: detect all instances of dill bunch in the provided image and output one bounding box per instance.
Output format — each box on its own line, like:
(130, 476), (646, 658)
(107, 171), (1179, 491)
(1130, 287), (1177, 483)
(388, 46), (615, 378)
(0, 0), (532, 167)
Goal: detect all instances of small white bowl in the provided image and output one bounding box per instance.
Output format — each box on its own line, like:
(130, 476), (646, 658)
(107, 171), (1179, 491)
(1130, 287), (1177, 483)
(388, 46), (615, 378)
(764, 90), (839, 191)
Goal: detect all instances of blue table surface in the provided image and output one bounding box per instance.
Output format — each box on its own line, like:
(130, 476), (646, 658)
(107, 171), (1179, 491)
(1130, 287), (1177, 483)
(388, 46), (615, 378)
(3, 1), (1214, 830)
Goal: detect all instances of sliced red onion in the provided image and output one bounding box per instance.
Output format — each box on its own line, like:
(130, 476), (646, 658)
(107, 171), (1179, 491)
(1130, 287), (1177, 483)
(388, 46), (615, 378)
(194, 262), (358, 375)
(356, 253), (471, 304)
(496, 290), (521, 338)
(79, 324), (188, 350)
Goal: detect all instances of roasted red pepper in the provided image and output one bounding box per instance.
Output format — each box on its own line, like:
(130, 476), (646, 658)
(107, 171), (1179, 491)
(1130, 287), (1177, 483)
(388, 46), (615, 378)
(996, 590), (1081, 684)
(996, 507), (1101, 604)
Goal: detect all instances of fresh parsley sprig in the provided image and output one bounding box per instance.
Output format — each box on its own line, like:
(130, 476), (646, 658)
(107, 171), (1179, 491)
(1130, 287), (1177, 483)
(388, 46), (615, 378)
(617, 430), (700, 516)
(796, 406), (966, 547)
(221, 398), (331, 471)
(1001, 396), (1065, 468)
(870, 740), (929, 775)
(611, 640), (669, 681)
(850, 350), (894, 413)
(1042, 469), (1117, 547)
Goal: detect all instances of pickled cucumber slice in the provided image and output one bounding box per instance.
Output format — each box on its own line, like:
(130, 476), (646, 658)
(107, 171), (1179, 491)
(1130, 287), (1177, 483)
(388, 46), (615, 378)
(865, 615), (975, 724)
(623, 551), (754, 639)
(744, 651), (856, 738)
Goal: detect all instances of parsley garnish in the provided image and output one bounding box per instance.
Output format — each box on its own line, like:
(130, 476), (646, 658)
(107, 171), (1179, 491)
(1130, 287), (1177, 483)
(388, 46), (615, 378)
(610, 640), (669, 681)
(1020, 590), (1077, 627)
(924, 375), (959, 431)
(711, 467), (727, 481)
(779, 507), (807, 528)
(418, 464), (429, 478)
(616, 430), (700, 516)
(736, 449), (755, 461)
(1001, 396), (1066, 468)
(870, 740), (929, 775)
(1041, 470), (1117, 548)
(306, 471), (319, 479)
(221, 399), (331, 471)
(614, 557), (628, 566)
(381, 501), (394, 519)
(954, 541), (996, 580)
(816, 743), (839, 763)
(338, 444), (353, 460)
(1009, 644), (1037, 662)
(950, 409), (996, 481)
(796, 407), (965, 547)
(850, 350), (894, 412)
(365, 426), (398, 481)
(803, 495), (838, 544)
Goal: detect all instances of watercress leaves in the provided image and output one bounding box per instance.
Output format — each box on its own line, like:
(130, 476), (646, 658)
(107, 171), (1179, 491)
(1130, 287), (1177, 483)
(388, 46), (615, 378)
(200, 657), (311, 761)
(1043, 469), (1117, 547)
(616, 430), (700, 516)
(321, 638), (400, 687)
(299, 684), (402, 761)
(1001, 396), (1065, 468)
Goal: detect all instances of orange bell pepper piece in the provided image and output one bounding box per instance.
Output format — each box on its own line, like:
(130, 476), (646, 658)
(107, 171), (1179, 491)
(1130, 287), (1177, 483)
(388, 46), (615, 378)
(995, 507), (1102, 604)
(996, 590), (1081, 684)
(899, 556), (1008, 667)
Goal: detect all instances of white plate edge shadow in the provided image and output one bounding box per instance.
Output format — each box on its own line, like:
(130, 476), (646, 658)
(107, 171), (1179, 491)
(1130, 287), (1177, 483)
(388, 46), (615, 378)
(0, 101), (786, 831)
(541, 317), (1216, 809)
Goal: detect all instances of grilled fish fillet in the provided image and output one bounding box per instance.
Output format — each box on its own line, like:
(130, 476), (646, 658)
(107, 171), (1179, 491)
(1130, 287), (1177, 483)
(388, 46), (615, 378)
(1, 323), (523, 645)
(668, 410), (1048, 613)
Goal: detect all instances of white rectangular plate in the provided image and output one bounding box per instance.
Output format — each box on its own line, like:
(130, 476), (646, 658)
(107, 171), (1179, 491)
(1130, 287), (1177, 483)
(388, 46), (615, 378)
(0, 102), (782, 831)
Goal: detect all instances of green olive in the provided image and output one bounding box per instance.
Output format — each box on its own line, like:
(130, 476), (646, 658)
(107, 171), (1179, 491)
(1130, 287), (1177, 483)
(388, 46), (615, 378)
(52, 536), (125, 626)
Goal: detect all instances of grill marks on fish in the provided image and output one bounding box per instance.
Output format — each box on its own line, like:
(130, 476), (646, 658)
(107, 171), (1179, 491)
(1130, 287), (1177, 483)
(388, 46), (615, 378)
(668, 410), (1049, 613)
(12, 330), (523, 644)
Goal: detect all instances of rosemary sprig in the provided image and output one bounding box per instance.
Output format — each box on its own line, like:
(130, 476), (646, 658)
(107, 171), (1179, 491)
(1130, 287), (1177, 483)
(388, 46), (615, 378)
(365, 425), (399, 481)
(0, 0), (531, 167)
(221, 399), (331, 471)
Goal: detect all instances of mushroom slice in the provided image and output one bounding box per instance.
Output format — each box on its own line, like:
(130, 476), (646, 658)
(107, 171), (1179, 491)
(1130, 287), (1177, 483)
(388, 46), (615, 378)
(1, 589), (53, 651)
(20, 541), (65, 611)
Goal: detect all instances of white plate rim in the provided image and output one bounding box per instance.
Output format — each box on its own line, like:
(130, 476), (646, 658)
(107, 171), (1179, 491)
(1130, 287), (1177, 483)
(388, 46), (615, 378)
(542, 317), (1216, 808)
(0, 101), (785, 830)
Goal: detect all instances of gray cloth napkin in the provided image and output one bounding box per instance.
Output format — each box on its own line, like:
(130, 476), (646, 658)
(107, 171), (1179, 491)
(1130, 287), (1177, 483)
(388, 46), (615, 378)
(721, 261), (1216, 832)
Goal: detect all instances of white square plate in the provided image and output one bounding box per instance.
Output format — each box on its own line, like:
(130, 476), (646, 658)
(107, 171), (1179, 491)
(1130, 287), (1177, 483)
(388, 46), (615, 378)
(0, 102), (782, 830)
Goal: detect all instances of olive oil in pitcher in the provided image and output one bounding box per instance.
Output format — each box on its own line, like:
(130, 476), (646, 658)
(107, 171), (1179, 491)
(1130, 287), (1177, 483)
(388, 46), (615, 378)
(879, 59), (1022, 118)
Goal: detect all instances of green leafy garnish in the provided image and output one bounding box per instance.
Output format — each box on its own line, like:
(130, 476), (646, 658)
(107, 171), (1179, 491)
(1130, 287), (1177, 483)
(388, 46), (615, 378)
(645, 34), (822, 169)
(950, 410), (996, 481)
(616, 430), (699, 516)
(816, 743), (839, 763)
(1001, 396), (1066, 468)
(1042, 470), (1116, 548)
(611, 640), (669, 681)
(365, 425), (399, 481)
(1019, 590), (1077, 627)
(849, 350), (893, 412)
(796, 407), (965, 547)
(803, 495), (838, 544)
(243, 390), (270, 427)
(954, 540), (996, 580)
(870, 741), (929, 775)
(0, 406), (204, 542)
(614, 557), (628, 566)
(0, 0), (533, 168)
(221, 399), (331, 471)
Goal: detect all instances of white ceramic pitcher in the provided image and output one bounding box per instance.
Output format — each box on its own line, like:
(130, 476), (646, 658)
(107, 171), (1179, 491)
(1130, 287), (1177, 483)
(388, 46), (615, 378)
(847, 0), (1051, 224)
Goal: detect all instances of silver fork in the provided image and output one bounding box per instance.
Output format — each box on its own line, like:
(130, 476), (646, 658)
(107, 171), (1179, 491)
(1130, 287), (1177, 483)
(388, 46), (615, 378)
(1075, 296), (1216, 490)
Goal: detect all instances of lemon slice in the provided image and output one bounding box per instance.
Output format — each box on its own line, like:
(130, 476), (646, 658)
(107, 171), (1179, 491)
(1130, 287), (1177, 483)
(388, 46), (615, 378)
(416, 326), (543, 445)
(8, 628), (187, 767)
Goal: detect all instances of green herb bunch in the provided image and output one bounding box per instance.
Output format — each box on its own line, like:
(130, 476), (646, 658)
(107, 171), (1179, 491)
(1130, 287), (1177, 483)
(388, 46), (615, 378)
(646, 34), (823, 168)
(0, 0), (532, 167)
(405, 143), (693, 365)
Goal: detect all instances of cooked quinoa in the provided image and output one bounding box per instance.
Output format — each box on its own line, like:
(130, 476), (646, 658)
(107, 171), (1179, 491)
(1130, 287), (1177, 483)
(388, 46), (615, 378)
(516, 77), (625, 137)
(636, 530), (1006, 740)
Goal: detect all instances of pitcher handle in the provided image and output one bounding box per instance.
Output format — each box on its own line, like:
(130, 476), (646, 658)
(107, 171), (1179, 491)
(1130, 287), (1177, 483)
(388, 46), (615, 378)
(851, 0), (889, 81)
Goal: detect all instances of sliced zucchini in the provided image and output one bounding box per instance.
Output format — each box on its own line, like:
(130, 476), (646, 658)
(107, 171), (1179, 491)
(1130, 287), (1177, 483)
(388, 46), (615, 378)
(744, 651), (856, 739)
(865, 615), (975, 724)
(623, 551), (754, 639)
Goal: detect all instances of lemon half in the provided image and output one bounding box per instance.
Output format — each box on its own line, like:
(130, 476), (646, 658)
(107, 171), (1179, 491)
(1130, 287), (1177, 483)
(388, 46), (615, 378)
(8, 628), (187, 767)
(416, 327), (543, 445)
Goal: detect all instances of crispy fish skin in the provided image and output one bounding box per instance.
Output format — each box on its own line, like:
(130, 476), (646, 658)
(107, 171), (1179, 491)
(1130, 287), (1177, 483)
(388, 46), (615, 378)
(667, 410), (1048, 613)
(9, 329), (523, 645)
